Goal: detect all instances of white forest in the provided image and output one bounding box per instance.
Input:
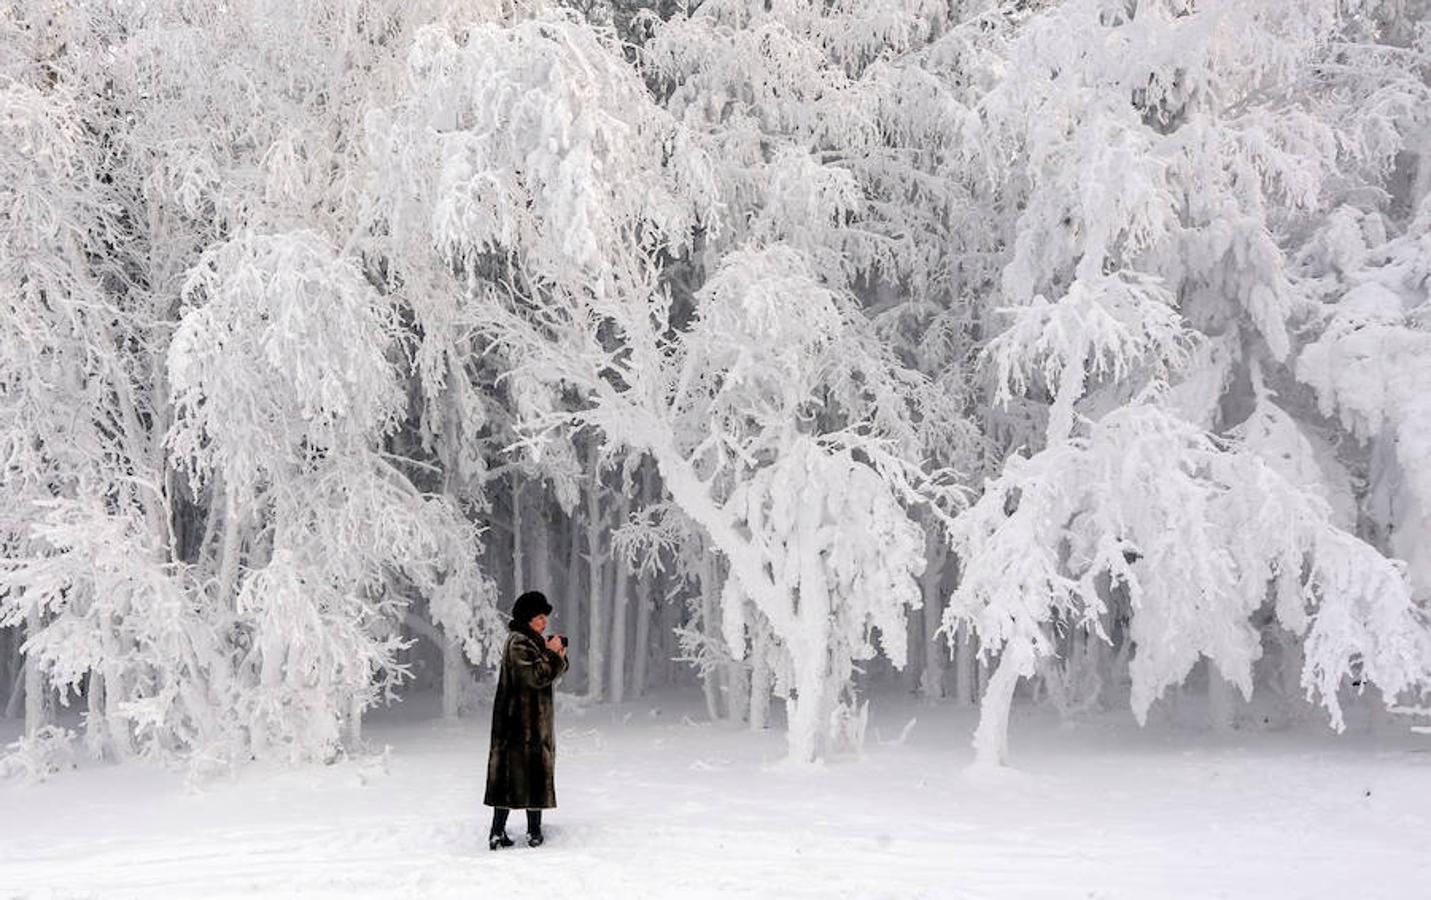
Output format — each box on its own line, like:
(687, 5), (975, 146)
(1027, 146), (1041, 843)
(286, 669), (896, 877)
(2, 0), (1430, 896)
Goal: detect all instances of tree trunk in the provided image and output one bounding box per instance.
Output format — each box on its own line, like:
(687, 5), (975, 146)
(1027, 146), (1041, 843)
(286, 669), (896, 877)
(24, 607), (49, 738)
(919, 534), (948, 700)
(565, 509), (584, 687)
(786, 487), (837, 762)
(3, 661), (22, 720)
(1, 627), (18, 719)
(608, 498), (631, 704)
(650, 438), (855, 760)
(442, 636), (465, 720)
(632, 565), (653, 698)
(699, 554), (723, 721)
(785, 644), (833, 763)
(585, 456), (606, 702)
(216, 486), (242, 611)
(532, 491), (554, 617)
(725, 655), (750, 725)
(748, 621), (772, 731)
(631, 466), (656, 697)
(954, 623), (979, 707)
(662, 567), (680, 687)
(512, 478), (526, 596)
(84, 670), (111, 760)
(971, 645), (1033, 768)
(0, 628), (11, 709)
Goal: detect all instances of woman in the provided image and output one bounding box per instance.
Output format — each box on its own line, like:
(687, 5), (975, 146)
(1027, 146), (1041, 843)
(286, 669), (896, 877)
(485, 590), (569, 850)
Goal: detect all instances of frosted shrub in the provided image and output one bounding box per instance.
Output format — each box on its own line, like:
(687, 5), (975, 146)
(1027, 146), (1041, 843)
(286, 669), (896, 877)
(0, 726), (77, 784)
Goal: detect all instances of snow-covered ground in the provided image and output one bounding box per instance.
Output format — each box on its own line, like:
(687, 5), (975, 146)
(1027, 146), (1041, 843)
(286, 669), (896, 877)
(1, 690), (1427, 899)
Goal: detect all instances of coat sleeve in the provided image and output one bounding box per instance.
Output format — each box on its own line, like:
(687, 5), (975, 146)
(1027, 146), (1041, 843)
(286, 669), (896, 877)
(511, 636), (568, 690)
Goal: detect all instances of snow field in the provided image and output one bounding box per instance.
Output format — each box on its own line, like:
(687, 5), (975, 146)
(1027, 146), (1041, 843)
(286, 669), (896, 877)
(2, 691), (1427, 899)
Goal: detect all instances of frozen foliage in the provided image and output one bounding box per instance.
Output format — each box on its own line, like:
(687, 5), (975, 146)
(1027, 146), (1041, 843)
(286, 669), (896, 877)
(375, 12), (958, 761)
(0, 1), (504, 771)
(720, 437), (925, 759)
(938, 0), (1431, 763)
(169, 231), (405, 497)
(1298, 197), (1431, 596)
(0, 725), (75, 783)
(948, 402), (1431, 764)
(3, 0), (1431, 773)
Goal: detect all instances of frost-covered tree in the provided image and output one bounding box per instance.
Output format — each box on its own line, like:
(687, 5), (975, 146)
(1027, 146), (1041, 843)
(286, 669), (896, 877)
(0, 0), (504, 771)
(5, 0), (1431, 780)
(940, 0), (1431, 764)
(374, 11), (964, 761)
(0, 71), (132, 743)
(638, 0), (1004, 704)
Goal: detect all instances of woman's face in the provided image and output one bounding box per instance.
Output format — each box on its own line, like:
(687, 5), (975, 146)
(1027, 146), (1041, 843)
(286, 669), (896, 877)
(528, 613), (548, 634)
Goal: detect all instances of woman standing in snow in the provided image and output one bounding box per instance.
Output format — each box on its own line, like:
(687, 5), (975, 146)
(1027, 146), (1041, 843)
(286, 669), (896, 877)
(485, 590), (569, 850)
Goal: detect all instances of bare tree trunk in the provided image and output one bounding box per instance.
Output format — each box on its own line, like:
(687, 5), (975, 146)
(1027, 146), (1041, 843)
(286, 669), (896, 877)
(699, 554), (723, 721)
(608, 566), (629, 703)
(442, 636), (465, 720)
(0, 628), (11, 709)
(24, 607), (49, 738)
(725, 655), (750, 725)
(585, 456), (606, 702)
(512, 478), (526, 596)
(905, 603), (924, 694)
(403, 609), (465, 719)
(748, 620), (772, 731)
(84, 670), (111, 760)
(631, 466), (656, 697)
(565, 509), (584, 686)
(3, 661), (22, 720)
(919, 534), (948, 699)
(3, 619), (22, 720)
(532, 491), (553, 611)
(632, 566), (653, 698)
(608, 498), (631, 704)
(489, 532), (511, 614)
(0, 627), (17, 718)
(661, 569), (678, 687)
(954, 623), (979, 707)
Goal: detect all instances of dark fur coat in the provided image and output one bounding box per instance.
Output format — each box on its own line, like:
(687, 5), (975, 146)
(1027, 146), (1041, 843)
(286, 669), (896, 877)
(484, 624), (569, 810)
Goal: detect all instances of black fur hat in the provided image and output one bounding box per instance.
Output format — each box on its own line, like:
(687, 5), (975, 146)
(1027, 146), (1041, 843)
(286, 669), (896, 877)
(511, 590), (553, 627)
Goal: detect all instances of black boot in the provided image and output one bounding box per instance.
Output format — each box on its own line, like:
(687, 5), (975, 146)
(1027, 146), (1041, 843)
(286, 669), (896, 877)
(488, 808), (514, 851)
(526, 810), (544, 848)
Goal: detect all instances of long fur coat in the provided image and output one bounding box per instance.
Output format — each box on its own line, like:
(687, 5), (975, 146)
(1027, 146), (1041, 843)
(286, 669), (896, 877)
(484, 624), (569, 810)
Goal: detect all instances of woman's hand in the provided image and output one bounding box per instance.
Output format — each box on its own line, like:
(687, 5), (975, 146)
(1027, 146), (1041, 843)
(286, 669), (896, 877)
(545, 635), (566, 657)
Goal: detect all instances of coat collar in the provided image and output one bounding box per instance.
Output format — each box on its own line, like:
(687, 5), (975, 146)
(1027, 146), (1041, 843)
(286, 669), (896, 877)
(509, 621), (545, 646)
